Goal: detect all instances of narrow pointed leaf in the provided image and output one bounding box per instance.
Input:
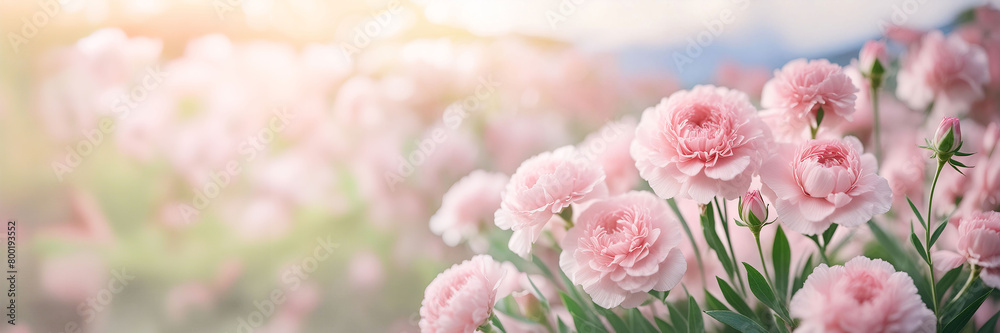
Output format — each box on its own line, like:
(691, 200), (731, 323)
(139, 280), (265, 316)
(936, 266), (963, 302)
(717, 277), (755, 319)
(704, 311), (769, 333)
(743, 263), (791, 323)
(773, 226), (792, 301)
(822, 224), (839, 246)
(792, 254), (814, 296)
(655, 317), (675, 333)
(596, 308), (629, 333)
(910, 232), (929, 263)
(705, 291), (729, 311)
(689, 296), (705, 333)
(667, 302), (689, 333)
(976, 310), (1000, 333)
(930, 220), (949, 248)
(943, 289), (993, 333)
(907, 197), (926, 229)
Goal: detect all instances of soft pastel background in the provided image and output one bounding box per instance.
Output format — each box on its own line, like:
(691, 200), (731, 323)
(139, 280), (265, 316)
(0, 0), (993, 332)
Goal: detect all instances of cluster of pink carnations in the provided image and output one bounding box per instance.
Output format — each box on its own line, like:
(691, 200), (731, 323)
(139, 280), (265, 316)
(418, 7), (1000, 333)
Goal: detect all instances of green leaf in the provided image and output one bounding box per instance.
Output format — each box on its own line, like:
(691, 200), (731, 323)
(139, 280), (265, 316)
(667, 302), (689, 333)
(596, 307), (629, 333)
(871, 58), (886, 76)
(626, 308), (659, 333)
(943, 289), (993, 333)
(976, 310), (1000, 333)
(910, 232), (929, 263)
(773, 226), (792, 301)
(558, 205), (574, 224)
(649, 290), (670, 304)
(930, 220), (949, 248)
(525, 275), (551, 312)
(688, 296), (705, 333)
(792, 254), (814, 296)
(495, 295), (544, 324)
(717, 277), (756, 319)
(655, 317), (676, 333)
(704, 291), (729, 311)
(702, 203), (735, 279)
(907, 197), (926, 229)
(774, 316), (791, 333)
(557, 318), (570, 333)
(936, 266), (963, 302)
(822, 224), (839, 246)
(743, 263), (791, 323)
(559, 292), (607, 333)
(540, 255), (595, 322)
(704, 311), (769, 333)
(491, 314), (507, 333)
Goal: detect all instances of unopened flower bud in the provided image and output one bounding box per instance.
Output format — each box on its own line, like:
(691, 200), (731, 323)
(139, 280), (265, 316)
(859, 40), (889, 75)
(934, 117), (962, 153)
(740, 190), (768, 227)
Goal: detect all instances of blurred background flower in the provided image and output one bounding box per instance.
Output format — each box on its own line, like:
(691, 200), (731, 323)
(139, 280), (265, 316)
(0, 0), (992, 332)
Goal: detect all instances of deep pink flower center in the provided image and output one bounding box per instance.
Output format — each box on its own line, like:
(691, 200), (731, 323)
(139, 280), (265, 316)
(671, 103), (737, 164)
(844, 272), (883, 304)
(802, 145), (849, 167)
(584, 209), (652, 267)
(792, 141), (861, 197)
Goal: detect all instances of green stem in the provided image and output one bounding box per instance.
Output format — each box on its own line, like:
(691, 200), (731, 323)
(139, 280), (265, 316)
(753, 231), (774, 287)
(870, 85), (882, 165)
(810, 236), (830, 265)
(952, 265), (982, 304)
(668, 198), (707, 289)
(925, 160), (946, 322)
(716, 197), (746, 295)
(478, 315), (498, 333)
(559, 206), (574, 229)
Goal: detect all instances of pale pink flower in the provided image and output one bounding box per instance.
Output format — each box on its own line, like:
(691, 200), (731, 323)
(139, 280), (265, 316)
(559, 191), (686, 308)
(495, 146), (607, 257)
(631, 85), (771, 204)
(578, 117), (639, 195)
(790, 256), (936, 333)
(897, 31), (990, 113)
(761, 59), (858, 140)
(937, 212), (1000, 288)
(885, 25), (927, 46)
(880, 133), (927, 213)
(714, 61), (771, 100)
(431, 170), (509, 251)
(419, 255), (507, 333)
(947, 122), (1000, 220)
(759, 136), (892, 235)
(348, 251), (385, 291)
(40, 253), (107, 303)
(484, 112), (573, 174)
(859, 41), (889, 75)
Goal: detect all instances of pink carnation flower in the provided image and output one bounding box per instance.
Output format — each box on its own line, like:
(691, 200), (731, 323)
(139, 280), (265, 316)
(431, 170), (509, 251)
(935, 212), (1000, 289)
(897, 31), (990, 113)
(495, 146), (607, 257)
(790, 256), (936, 333)
(559, 191), (686, 308)
(631, 85), (771, 204)
(419, 255), (507, 333)
(759, 136), (892, 235)
(761, 59), (858, 140)
(578, 117), (639, 195)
